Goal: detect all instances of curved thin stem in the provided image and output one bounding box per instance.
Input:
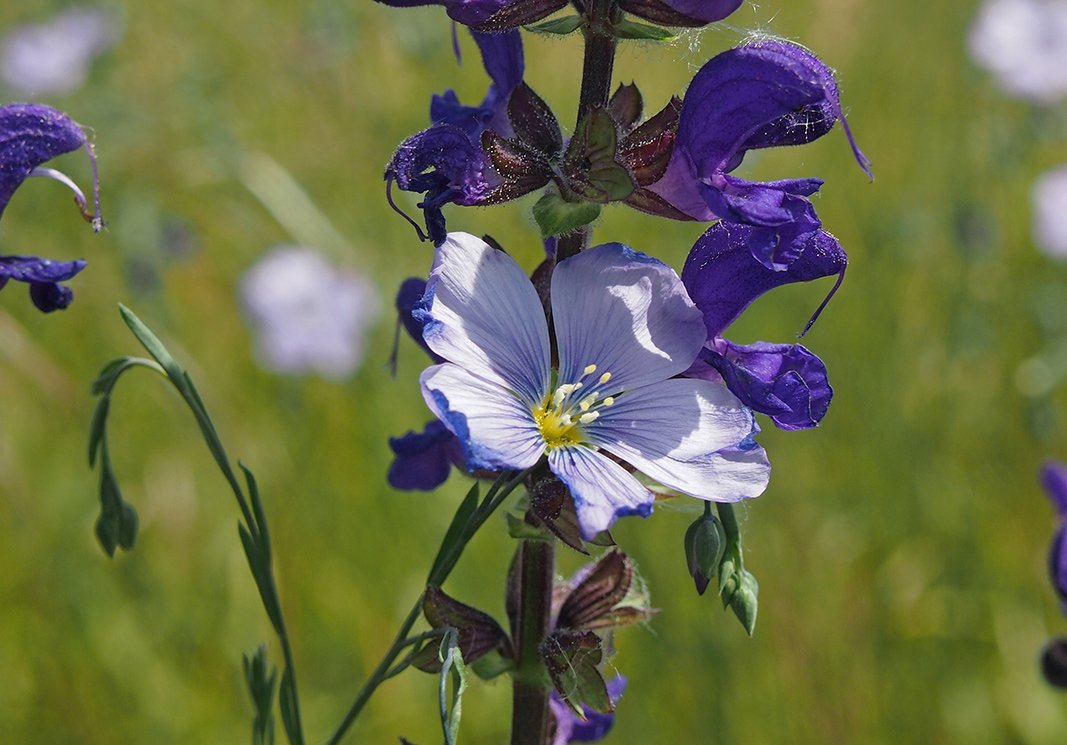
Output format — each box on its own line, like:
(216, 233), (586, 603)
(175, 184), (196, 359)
(324, 469), (529, 745)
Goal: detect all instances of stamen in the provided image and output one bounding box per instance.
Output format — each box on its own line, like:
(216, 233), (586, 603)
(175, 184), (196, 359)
(579, 411), (600, 424)
(578, 392), (599, 412)
(583, 363), (598, 375)
(598, 372), (612, 385)
(603, 396), (615, 406)
(552, 384), (576, 408)
(30, 167), (92, 223)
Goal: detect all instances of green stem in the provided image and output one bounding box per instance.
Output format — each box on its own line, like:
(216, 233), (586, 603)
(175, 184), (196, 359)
(557, 0), (617, 264)
(324, 470), (528, 745)
(577, 0), (618, 122)
(510, 536), (555, 745)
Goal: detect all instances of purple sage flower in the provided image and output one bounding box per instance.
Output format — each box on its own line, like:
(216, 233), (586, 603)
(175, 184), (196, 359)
(969, 0), (1067, 104)
(646, 39), (870, 270)
(0, 102), (101, 312)
(416, 232), (769, 537)
(239, 245), (380, 380)
(388, 420), (465, 490)
(386, 30), (523, 242)
(1043, 461), (1067, 607)
(1032, 166), (1067, 259)
(1, 7), (122, 96)
(549, 676), (627, 744)
(373, 0), (567, 29)
(682, 222), (846, 429)
(619, 0), (742, 26)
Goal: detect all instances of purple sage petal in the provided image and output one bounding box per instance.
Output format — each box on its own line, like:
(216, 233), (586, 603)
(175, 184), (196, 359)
(0, 254), (86, 312)
(682, 222), (847, 338)
(647, 39), (869, 263)
(386, 30), (523, 239)
(388, 420), (462, 490)
(696, 340), (832, 430)
(1, 103), (88, 219)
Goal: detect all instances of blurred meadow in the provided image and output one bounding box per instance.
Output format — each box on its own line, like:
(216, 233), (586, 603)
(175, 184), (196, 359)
(3, 0), (1067, 743)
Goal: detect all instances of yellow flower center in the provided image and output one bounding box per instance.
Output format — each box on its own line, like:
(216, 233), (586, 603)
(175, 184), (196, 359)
(533, 363), (617, 450)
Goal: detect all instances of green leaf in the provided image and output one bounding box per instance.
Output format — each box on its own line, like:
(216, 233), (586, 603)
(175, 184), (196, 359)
(540, 631), (612, 715)
(563, 108), (635, 203)
(119, 304), (183, 383)
(278, 666), (304, 745)
(532, 191), (601, 236)
(470, 649), (514, 681)
(242, 463), (272, 560)
(438, 630), (468, 745)
(611, 19), (676, 41)
(240, 523), (283, 636)
(505, 512), (551, 541)
(428, 483), (481, 585)
(527, 15), (583, 34)
(243, 645), (277, 745)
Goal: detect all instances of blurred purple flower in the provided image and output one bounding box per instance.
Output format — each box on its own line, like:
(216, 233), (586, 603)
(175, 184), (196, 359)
(1, 7), (122, 96)
(682, 222), (845, 429)
(1043, 461), (1067, 607)
(646, 39), (869, 270)
(0, 102), (100, 311)
(416, 232), (769, 537)
(240, 245), (380, 380)
(549, 676), (627, 745)
(1033, 166), (1067, 259)
(969, 0), (1067, 103)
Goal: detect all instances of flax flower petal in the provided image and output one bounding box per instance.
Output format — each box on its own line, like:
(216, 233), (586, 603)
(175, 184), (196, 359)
(551, 243), (706, 392)
(588, 378), (769, 501)
(548, 446), (654, 538)
(589, 377), (752, 460)
(421, 362), (544, 471)
(417, 232), (551, 404)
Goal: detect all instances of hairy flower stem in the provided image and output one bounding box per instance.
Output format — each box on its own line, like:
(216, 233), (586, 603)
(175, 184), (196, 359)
(325, 470), (528, 745)
(577, 0), (619, 121)
(510, 535), (556, 745)
(558, 0), (617, 264)
(509, 7), (618, 741)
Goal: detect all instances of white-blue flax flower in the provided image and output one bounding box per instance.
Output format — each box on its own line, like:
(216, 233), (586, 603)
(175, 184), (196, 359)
(415, 232), (770, 537)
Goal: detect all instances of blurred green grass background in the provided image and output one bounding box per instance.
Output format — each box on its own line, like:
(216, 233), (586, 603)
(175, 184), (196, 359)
(4, 0), (1067, 743)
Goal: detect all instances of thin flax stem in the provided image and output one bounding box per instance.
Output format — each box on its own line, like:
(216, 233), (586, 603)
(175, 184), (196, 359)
(325, 470), (528, 745)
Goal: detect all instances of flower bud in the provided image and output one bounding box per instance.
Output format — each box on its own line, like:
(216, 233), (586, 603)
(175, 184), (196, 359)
(684, 511), (725, 595)
(727, 569), (759, 636)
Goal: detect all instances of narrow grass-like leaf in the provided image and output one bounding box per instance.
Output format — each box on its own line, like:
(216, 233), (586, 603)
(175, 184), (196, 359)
(428, 483), (480, 584)
(278, 666), (304, 745)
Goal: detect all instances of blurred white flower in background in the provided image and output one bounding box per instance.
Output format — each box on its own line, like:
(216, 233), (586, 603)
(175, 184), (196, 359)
(240, 246), (380, 380)
(1033, 167), (1067, 258)
(969, 0), (1067, 103)
(1, 6), (122, 96)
